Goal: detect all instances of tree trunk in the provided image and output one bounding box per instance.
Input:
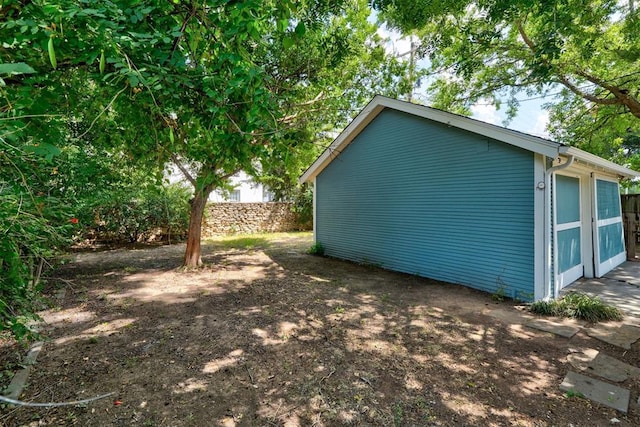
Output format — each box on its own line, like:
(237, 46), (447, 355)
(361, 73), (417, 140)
(183, 189), (211, 268)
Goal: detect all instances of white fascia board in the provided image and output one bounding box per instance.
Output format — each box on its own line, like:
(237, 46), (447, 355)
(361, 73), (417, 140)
(560, 146), (640, 178)
(300, 95), (562, 183)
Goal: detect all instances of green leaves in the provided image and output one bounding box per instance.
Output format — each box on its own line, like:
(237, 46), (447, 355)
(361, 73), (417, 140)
(47, 36), (57, 69)
(374, 0), (640, 167)
(24, 142), (62, 161)
(0, 63), (36, 76)
(99, 50), (105, 74)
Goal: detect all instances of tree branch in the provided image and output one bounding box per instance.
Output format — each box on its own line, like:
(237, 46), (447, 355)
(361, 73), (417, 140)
(167, 6), (196, 66)
(554, 74), (620, 106)
(516, 20), (629, 111)
(171, 153), (196, 187)
(573, 69), (640, 118)
(75, 86), (128, 140)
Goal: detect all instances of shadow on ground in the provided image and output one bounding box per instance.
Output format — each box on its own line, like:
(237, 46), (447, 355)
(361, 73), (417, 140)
(2, 232), (638, 426)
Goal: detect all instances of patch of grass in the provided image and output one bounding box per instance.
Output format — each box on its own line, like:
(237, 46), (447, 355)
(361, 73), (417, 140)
(565, 388), (585, 398)
(392, 402), (404, 427)
(389, 397), (435, 426)
(529, 292), (623, 322)
(218, 236), (270, 250)
(307, 242), (325, 256)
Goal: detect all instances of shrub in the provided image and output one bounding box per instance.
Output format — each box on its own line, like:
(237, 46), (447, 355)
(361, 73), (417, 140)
(529, 292), (623, 322)
(0, 188), (70, 341)
(91, 183), (190, 243)
(307, 242), (325, 256)
(290, 184), (313, 229)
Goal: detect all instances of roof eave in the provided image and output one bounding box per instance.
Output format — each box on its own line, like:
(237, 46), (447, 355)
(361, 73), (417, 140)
(560, 146), (640, 178)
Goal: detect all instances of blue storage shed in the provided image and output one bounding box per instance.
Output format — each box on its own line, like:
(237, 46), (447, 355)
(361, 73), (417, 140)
(299, 96), (640, 301)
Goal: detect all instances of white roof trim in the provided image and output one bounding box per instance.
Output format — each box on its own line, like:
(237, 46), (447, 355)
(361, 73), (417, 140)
(299, 95), (640, 183)
(560, 146), (639, 178)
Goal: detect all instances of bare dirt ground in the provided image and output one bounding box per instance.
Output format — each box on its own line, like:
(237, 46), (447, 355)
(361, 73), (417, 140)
(1, 232), (639, 426)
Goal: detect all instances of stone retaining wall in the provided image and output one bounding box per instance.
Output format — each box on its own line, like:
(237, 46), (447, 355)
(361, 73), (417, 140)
(202, 202), (310, 236)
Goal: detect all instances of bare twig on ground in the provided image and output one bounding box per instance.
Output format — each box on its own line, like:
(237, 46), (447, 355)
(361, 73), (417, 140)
(0, 392), (115, 408)
(320, 369), (335, 382)
(245, 365), (254, 384)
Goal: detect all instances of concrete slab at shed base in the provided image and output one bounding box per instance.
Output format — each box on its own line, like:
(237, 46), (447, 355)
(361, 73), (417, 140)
(525, 318), (583, 338)
(560, 371), (630, 413)
(567, 349), (640, 382)
(586, 323), (640, 349)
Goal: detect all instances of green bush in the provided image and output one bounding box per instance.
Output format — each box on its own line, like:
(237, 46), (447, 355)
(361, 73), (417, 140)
(0, 172), (72, 342)
(290, 184), (313, 229)
(307, 242), (325, 256)
(529, 292), (623, 322)
(92, 184), (190, 243)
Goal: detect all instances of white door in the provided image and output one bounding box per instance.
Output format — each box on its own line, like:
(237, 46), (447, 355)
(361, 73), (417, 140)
(554, 174), (583, 288)
(594, 177), (626, 276)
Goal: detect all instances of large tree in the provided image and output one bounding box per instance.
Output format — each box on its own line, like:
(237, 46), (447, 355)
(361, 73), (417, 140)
(1, 0), (408, 268)
(373, 0), (640, 168)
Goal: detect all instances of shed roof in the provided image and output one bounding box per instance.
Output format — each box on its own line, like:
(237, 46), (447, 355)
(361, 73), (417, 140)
(300, 95), (640, 183)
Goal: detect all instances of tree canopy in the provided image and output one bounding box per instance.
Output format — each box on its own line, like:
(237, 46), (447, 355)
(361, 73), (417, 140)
(1, 0), (408, 336)
(2, 0), (408, 268)
(373, 0), (640, 169)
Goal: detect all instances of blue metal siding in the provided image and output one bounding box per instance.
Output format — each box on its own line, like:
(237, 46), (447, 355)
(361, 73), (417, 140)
(316, 109), (535, 299)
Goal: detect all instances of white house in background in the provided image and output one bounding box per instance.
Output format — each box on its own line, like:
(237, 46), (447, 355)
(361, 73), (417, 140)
(166, 167), (274, 203)
(209, 171), (274, 202)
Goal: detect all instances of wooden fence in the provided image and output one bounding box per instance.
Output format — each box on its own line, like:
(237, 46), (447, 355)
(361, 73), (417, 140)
(622, 194), (640, 260)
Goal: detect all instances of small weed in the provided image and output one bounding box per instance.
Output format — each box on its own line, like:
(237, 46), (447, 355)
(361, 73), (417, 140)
(392, 402), (404, 427)
(307, 242), (325, 256)
(123, 266), (139, 273)
(492, 286), (506, 302)
(565, 389), (584, 398)
(124, 356), (139, 368)
(493, 275), (508, 301)
(529, 292), (623, 322)
(65, 411), (78, 423)
(334, 306), (345, 314)
(87, 336), (99, 344)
